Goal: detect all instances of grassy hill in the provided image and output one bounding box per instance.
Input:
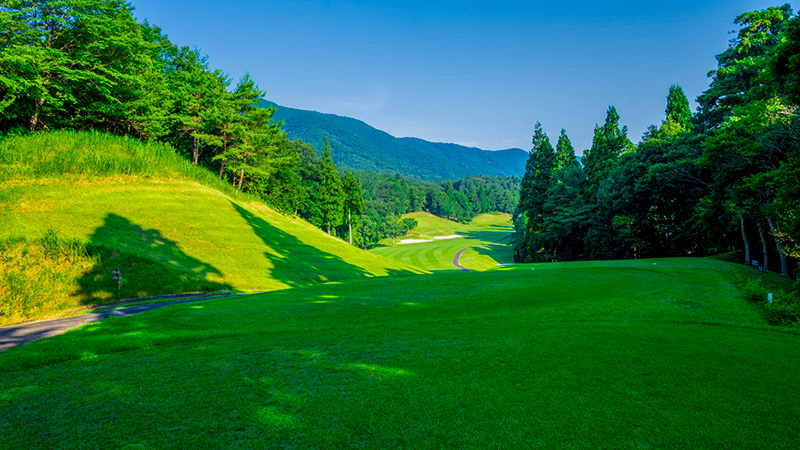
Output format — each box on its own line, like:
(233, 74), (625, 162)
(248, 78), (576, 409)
(267, 101), (528, 181)
(371, 212), (514, 271)
(1, 258), (797, 448)
(0, 131), (423, 325)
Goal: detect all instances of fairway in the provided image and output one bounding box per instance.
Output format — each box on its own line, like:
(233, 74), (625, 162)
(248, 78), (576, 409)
(370, 212), (514, 271)
(1, 258), (797, 449)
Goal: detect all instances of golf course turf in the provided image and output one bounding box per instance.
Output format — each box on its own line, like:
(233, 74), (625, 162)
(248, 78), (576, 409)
(370, 212), (514, 272)
(1, 258), (797, 449)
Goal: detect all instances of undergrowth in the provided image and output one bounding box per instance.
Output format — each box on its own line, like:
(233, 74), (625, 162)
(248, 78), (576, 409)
(733, 270), (799, 327)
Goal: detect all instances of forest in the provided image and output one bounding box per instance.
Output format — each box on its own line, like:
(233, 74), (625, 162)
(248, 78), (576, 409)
(0, 0), (518, 248)
(515, 4), (800, 278)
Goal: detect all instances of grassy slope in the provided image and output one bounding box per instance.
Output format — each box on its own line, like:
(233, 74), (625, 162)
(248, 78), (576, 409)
(371, 212), (514, 271)
(0, 131), (423, 324)
(1, 258), (797, 449)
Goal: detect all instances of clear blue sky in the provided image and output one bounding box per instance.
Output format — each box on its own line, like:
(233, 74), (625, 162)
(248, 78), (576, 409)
(129, 0), (784, 154)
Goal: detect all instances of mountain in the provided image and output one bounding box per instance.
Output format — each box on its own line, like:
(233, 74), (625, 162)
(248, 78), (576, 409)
(265, 101), (528, 181)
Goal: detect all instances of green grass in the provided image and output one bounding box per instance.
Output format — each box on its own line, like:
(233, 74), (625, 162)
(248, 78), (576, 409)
(0, 131), (423, 325)
(370, 212), (513, 271)
(0, 258), (797, 449)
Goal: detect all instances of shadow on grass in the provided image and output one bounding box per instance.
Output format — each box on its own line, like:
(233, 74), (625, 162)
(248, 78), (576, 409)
(231, 202), (416, 287)
(77, 214), (232, 304)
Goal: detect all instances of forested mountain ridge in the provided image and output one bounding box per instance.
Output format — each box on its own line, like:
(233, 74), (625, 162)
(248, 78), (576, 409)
(265, 101), (527, 181)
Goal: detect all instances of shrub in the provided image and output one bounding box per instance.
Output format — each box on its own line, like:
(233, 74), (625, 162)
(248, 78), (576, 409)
(732, 270), (799, 327)
(764, 292), (800, 327)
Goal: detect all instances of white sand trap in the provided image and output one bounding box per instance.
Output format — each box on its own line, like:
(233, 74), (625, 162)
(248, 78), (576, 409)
(398, 238), (434, 244)
(433, 235), (463, 240)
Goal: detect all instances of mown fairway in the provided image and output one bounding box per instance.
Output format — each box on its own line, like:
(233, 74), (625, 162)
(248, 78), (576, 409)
(371, 212), (514, 271)
(1, 258), (798, 449)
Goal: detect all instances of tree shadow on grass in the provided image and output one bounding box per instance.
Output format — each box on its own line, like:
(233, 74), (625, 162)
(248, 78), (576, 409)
(77, 213), (233, 304)
(231, 201), (416, 287)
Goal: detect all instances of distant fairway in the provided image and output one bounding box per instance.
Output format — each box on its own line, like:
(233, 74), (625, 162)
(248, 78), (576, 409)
(1, 257), (797, 449)
(371, 212), (514, 271)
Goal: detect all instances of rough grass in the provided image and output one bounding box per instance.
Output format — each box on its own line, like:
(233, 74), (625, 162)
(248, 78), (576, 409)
(371, 212), (513, 271)
(0, 130), (233, 191)
(0, 258), (798, 449)
(0, 132), (423, 325)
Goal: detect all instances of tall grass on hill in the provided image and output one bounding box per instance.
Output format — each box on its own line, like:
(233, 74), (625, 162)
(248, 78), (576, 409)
(0, 131), (232, 193)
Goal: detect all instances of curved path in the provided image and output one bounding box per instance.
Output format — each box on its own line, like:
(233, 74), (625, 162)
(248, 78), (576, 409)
(0, 292), (254, 352)
(452, 234), (511, 271)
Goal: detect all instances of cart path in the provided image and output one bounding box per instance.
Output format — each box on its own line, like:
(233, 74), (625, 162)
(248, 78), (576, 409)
(452, 234), (512, 271)
(0, 292), (255, 352)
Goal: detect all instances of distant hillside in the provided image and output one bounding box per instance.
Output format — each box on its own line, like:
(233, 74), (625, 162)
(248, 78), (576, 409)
(266, 101), (528, 181)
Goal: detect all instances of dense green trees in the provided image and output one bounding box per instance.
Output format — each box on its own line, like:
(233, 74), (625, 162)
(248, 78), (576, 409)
(0, 0), (157, 134)
(514, 4), (799, 278)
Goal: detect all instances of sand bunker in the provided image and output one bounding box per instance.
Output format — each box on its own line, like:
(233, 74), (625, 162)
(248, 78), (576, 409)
(398, 239), (434, 244)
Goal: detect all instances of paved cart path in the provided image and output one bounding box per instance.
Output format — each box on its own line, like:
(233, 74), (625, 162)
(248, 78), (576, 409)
(452, 234), (511, 271)
(0, 293), (252, 352)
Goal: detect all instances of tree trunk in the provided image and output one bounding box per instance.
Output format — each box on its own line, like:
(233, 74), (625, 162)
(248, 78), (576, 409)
(739, 213), (751, 265)
(29, 97), (45, 131)
(327, 225), (331, 235)
(758, 221), (769, 272)
(348, 210), (352, 245)
(218, 132), (227, 179)
(237, 153), (246, 192)
(192, 137), (200, 165)
(766, 216), (789, 276)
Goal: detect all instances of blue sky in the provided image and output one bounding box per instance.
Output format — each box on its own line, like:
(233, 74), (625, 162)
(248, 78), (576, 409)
(129, 0), (784, 154)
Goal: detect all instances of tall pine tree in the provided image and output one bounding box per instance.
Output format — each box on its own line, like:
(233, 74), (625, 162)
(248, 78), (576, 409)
(582, 106), (631, 205)
(515, 122), (557, 262)
(555, 128), (577, 170)
(320, 138), (344, 235)
(342, 172), (365, 245)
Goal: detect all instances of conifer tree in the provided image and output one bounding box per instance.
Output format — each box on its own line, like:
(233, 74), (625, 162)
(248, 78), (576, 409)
(320, 138), (344, 235)
(342, 172), (365, 245)
(224, 74), (282, 191)
(665, 85), (692, 131)
(515, 122), (556, 262)
(168, 48), (228, 166)
(555, 129), (577, 170)
(582, 106), (631, 205)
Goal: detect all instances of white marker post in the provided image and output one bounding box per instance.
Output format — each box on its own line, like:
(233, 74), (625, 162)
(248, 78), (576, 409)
(111, 267), (123, 291)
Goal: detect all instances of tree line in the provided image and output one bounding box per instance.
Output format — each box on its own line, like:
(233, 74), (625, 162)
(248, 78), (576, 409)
(352, 171), (519, 248)
(515, 4), (800, 277)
